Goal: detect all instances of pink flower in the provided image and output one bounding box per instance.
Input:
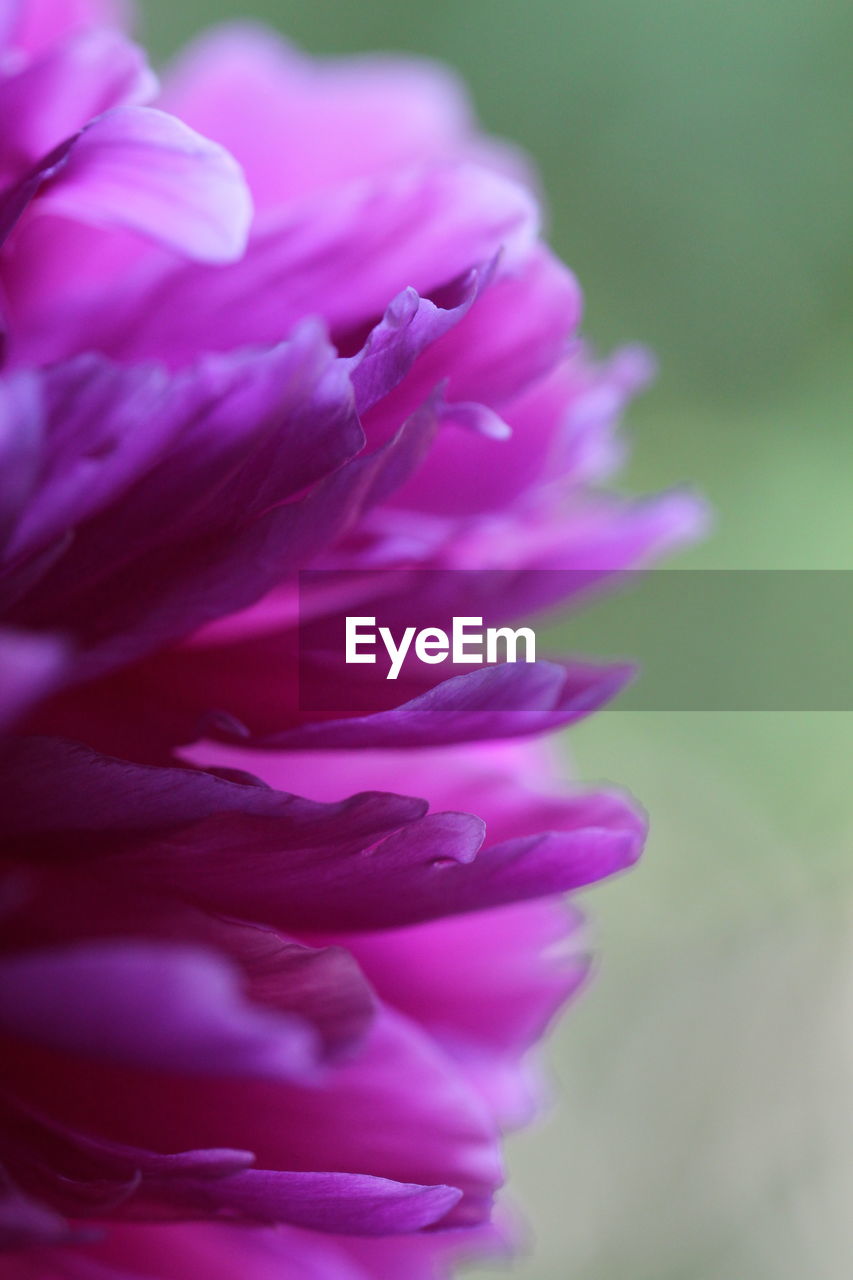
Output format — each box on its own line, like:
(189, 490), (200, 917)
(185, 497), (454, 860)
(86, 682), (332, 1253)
(0, 4), (704, 1277)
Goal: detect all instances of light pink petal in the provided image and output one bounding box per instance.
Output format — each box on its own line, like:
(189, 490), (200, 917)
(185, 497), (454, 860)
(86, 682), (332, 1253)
(5, 0), (131, 56)
(18, 159), (536, 367)
(33, 106), (252, 263)
(162, 25), (476, 209)
(0, 28), (156, 175)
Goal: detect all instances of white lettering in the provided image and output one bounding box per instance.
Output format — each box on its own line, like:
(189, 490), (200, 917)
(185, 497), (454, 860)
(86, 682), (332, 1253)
(345, 616), (377, 663)
(379, 625), (416, 680)
(485, 626), (536, 664)
(415, 627), (450, 663)
(344, 617), (537, 679)
(452, 616), (484, 664)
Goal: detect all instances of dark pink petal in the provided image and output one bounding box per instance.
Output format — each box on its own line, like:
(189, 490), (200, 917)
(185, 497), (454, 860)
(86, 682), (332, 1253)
(0, 736), (427, 838)
(0, 1178), (76, 1250)
(0, 1093), (254, 1223)
(106, 625), (630, 754)
(33, 1223), (369, 1280)
(6, 1009), (501, 1231)
(0, 371), (42, 553)
(160, 1009), (500, 1231)
(0, 942), (321, 1079)
(0, 627), (68, 730)
(2, 749), (484, 933)
(239, 938), (376, 1062)
(40, 1224), (367, 1280)
(2, 359), (176, 567)
(116, 810), (487, 935)
(2, 877), (377, 1062)
(0, 1098), (459, 1239)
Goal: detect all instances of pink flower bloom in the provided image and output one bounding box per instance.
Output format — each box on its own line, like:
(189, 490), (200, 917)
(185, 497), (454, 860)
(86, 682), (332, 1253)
(0, 3), (704, 1276)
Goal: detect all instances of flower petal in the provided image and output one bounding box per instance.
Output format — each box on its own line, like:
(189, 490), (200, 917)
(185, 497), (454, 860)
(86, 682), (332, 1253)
(6, 1008), (500, 1230)
(0, 942), (321, 1079)
(0, 28), (156, 176)
(5, 1), (130, 58)
(44, 1223), (370, 1280)
(138, 1168), (462, 1236)
(0, 1096), (460, 1237)
(252, 658), (633, 752)
(3, 737), (642, 933)
(2, 106), (252, 263)
(26, 159), (537, 367)
(0, 626), (68, 730)
(162, 25), (477, 208)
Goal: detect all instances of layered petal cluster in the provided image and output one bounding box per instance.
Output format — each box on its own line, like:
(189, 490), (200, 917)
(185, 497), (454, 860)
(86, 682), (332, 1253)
(0, 4), (702, 1278)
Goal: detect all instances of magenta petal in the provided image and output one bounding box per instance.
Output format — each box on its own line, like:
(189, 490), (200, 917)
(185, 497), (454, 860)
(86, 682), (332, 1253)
(147, 1169), (461, 1236)
(241, 939), (377, 1061)
(0, 6), (704, 1267)
(0, 942), (321, 1079)
(4, 873), (378, 1061)
(65, 408), (430, 680)
(3, 330), (363, 569)
(52, 160), (537, 366)
(294, 788), (644, 931)
(346, 270), (485, 417)
(3, 739), (641, 933)
(254, 659), (633, 751)
(2, 330), (386, 675)
(344, 900), (589, 1125)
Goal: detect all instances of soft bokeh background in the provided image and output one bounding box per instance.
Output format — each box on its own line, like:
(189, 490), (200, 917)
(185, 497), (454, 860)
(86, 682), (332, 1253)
(144, 2), (853, 1275)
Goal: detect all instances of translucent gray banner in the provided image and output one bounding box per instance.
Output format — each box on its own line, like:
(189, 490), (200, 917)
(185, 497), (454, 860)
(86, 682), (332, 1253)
(297, 570), (853, 713)
(545, 570), (853, 710)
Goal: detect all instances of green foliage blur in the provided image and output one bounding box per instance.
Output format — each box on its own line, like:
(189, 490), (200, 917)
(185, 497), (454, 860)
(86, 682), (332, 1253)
(144, 2), (853, 1275)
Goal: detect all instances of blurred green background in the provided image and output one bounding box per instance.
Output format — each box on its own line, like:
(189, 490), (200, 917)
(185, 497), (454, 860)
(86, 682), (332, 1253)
(144, 1), (853, 1275)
